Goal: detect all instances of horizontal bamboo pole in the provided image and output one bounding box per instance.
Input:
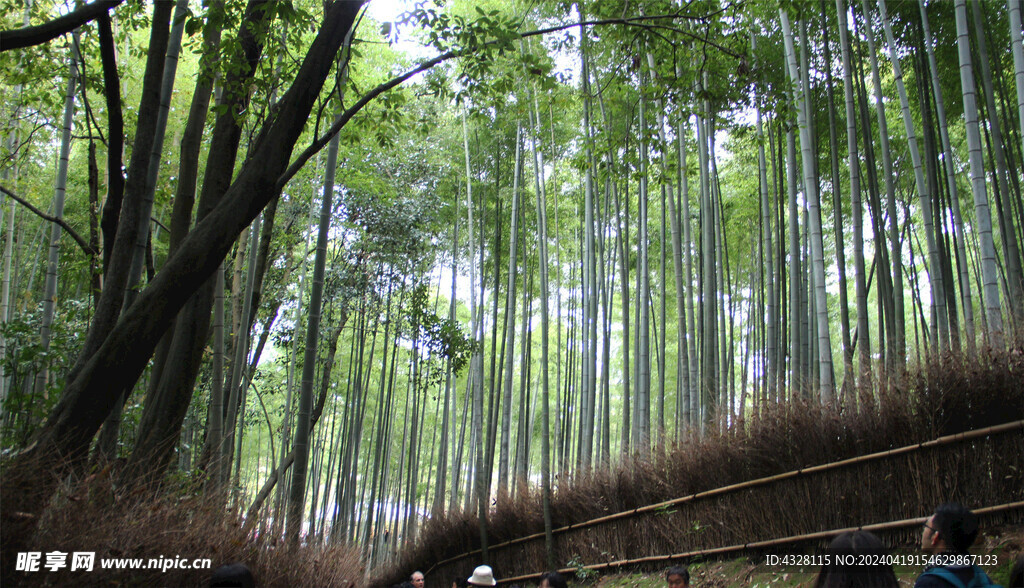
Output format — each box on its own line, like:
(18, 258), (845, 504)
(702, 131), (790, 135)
(499, 501), (1024, 585)
(429, 420), (1023, 572)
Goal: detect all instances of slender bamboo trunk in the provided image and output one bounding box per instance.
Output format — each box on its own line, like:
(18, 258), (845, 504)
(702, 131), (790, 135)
(820, 0), (851, 396)
(1011, 0), (1024, 164)
(34, 34), (79, 402)
(781, 7), (834, 400)
(919, 0), (976, 352)
(971, 0), (1024, 327)
(878, 0), (949, 352)
(836, 0), (872, 394)
(954, 0), (1005, 347)
(531, 92), (556, 571)
(861, 0), (905, 365)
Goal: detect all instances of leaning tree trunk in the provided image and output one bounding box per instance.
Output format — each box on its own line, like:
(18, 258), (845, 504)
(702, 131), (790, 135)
(126, 0), (273, 483)
(1, 0), (364, 529)
(97, 0), (189, 460)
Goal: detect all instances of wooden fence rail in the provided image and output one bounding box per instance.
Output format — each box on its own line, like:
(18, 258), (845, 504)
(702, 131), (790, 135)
(427, 420), (1024, 574)
(500, 501), (1024, 584)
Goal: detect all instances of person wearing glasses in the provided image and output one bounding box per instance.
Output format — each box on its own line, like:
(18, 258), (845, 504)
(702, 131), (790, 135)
(916, 503), (995, 587)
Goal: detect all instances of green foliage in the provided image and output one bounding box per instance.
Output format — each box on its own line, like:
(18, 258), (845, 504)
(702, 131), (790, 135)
(0, 299), (89, 447)
(568, 554), (599, 584)
(407, 283), (474, 387)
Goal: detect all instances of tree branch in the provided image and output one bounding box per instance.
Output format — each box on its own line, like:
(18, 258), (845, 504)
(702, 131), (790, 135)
(0, 184), (98, 256)
(0, 0), (123, 52)
(279, 13), (715, 188)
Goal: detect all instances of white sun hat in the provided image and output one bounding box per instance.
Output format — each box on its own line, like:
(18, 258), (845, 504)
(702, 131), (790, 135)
(467, 564), (497, 586)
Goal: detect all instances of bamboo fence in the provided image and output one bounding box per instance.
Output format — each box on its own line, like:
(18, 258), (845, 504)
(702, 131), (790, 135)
(422, 420), (1024, 582)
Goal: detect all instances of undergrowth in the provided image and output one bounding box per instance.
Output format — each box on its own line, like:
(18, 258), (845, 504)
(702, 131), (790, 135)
(4, 468), (364, 586)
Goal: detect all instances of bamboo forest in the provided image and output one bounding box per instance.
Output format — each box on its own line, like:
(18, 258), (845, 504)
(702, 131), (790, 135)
(1, 0), (1023, 586)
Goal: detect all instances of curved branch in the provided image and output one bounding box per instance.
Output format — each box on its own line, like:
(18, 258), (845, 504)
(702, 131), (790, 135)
(0, 0), (123, 52)
(0, 184), (98, 256)
(278, 13), (714, 187)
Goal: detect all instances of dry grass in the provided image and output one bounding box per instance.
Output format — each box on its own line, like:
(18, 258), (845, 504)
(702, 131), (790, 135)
(382, 341), (1024, 586)
(5, 469), (364, 587)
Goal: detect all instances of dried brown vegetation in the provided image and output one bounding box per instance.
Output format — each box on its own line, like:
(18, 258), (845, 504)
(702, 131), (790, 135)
(3, 470), (364, 587)
(382, 342), (1024, 586)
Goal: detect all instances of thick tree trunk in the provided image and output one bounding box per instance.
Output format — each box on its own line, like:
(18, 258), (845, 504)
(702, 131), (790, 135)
(68, 2), (172, 394)
(97, 0), (189, 460)
(1, 1), (364, 526)
(126, 0), (273, 482)
(97, 13), (124, 271)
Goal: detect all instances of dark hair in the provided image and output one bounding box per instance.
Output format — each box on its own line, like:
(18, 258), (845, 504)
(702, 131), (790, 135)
(209, 563), (255, 588)
(666, 565), (690, 583)
(932, 502), (979, 555)
(539, 571), (568, 588)
(1008, 555), (1024, 588)
(813, 531), (897, 588)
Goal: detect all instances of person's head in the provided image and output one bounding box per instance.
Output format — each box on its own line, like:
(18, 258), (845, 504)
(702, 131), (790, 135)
(467, 565), (496, 587)
(209, 563), (255, 588)
(411, 571), (425, 588)
(813, 531), (897, 588)
(539, 571), (568, 588)
(922, 502), (979, 555)
(666, 565), (689, 588)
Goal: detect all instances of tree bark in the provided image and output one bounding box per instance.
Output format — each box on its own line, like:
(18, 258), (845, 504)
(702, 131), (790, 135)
(0, 0), (122, 51)
(2, 1), (364, 523)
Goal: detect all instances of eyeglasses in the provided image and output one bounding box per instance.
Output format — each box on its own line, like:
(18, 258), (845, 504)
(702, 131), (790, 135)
(922, 522), (937, 533)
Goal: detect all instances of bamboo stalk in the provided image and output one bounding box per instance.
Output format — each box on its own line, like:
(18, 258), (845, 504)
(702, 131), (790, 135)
(499, 501), (1024, 584)
(427, 420), (1023, 572)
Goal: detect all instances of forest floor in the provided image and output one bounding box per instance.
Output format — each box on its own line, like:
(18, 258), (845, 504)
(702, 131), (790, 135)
(590, 525), (1023, 587)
